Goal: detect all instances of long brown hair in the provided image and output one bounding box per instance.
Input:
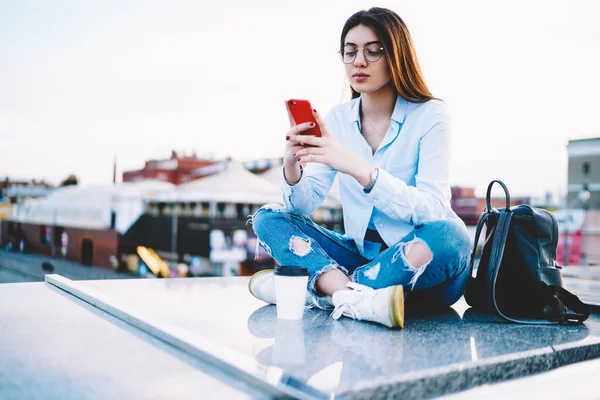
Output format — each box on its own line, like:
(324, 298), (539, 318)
(340, 7), (435, 103)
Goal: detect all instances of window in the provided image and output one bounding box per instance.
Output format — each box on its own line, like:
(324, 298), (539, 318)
(583, 162), (591, 175)
(54, 227), (64, 247)
(216, 202), (225, 218)
(40, 226), (51, 245)
(224, 204), (236, 219)
(201, 202), (210, 216)
(236, 204), (246, 219)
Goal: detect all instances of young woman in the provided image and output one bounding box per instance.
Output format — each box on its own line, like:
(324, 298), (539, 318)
(249, 7), (471, 329)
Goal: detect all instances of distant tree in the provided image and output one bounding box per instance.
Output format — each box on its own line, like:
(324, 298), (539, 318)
(60, 175), (78, 186)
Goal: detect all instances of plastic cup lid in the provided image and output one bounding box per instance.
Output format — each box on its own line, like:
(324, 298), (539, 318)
(274, 266), (309, 276)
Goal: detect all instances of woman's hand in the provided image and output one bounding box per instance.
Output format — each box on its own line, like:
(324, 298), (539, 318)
(290, 109), (373, 184)
(282, 102), (316, 184)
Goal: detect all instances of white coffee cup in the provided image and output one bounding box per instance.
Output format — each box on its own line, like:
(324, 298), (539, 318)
(274, 266), (309, 320)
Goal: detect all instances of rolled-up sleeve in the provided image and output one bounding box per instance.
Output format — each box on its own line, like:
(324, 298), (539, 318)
(366, 110), (452, 225)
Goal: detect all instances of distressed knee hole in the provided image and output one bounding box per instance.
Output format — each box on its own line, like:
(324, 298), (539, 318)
(363, 262), (381, 280)
(404, 239), (432, 290)
(289, 236), (311, 257)
(404, 240), (432, 269)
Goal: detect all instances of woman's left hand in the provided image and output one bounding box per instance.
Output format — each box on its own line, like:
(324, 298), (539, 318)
(291, 109), (366, 176)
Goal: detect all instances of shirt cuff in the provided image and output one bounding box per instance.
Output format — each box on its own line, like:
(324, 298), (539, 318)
(366, 167), (407, 214)
(281, 164), (310, 211)
(283, 164), (303, 186)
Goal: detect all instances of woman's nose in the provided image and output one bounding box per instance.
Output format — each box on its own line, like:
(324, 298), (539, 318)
(354, 51), (368, 67)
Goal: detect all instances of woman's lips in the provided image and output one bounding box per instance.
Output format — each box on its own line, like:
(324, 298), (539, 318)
(353, 74), (369, 82)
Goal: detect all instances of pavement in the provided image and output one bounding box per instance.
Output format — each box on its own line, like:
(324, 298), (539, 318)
(0, 251), (137, 283)
(563, 266), (600, 313)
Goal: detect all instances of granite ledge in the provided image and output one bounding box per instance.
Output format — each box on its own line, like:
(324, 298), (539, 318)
(340, 336), (600, 400)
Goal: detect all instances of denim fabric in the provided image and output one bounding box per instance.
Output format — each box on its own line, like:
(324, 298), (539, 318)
(250, 203), (472, 310)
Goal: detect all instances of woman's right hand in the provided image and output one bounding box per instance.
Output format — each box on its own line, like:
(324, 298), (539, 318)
(282, 101), (316, 183)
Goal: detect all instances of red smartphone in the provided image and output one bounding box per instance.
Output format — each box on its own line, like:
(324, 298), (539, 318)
(286, 99), (322, 137)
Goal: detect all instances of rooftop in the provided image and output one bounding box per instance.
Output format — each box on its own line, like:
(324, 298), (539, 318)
(2, 253), (599, 399)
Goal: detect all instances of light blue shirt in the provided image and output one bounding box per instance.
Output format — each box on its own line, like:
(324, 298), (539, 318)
(281, 95), (462, 258)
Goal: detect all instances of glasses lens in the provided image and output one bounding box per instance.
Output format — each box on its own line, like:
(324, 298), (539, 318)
(341, 45), (357, 64)
(365, 44), (383, 62)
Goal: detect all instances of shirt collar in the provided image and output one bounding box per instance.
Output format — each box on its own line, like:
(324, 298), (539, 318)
(348, 95), (408, 125)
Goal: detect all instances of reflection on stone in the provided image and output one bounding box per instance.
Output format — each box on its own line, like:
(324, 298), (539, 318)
(79, 278), (599, 399)
(272, 319), (305, 366)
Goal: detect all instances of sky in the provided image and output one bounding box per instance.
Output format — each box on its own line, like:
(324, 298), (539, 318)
(1, 0), (599, 197)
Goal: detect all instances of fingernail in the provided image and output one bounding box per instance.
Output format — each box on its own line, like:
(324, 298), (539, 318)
(293, 153), (296, 157)
(310, 122), (315, 127)
(286, 136), (290, 140)
(297, 158), (301, 162)
(313, 108), (317, 112)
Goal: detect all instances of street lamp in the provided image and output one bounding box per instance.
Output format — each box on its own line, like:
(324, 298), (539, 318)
(579, 185), (591, 266)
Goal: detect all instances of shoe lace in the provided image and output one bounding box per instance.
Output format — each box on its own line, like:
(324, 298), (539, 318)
(331, 282), (375, 321)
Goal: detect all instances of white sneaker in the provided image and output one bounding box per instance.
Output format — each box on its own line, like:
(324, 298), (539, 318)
(248, 269), (276, 304)
(331, 282), (404, 329)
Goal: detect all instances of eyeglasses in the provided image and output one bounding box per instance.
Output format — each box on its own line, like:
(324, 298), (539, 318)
(338, 43), (385, 64)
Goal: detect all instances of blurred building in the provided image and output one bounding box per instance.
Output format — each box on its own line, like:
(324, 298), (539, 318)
(451, 187), (479, 226)
(563, 138), (600, 265)
(1, 177), (54, 205)
(1, 177), (54, 225)
(475, 195), (531, 214)
(123, 150), (218, 184)
(243, 157), (284, 174)
(567, 138), (600, 208)
(2, 156), (344, 275)
(1, 180), (174, 267)
(0, 200), (11, 222)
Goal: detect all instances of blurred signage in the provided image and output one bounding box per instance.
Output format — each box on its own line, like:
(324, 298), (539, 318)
(554, 209), (585, 265)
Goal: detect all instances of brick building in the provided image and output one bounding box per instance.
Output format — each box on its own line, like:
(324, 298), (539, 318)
(123, 151), (218, 185)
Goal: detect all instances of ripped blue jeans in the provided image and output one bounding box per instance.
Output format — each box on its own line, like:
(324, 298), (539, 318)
(250, 203), (472, 309)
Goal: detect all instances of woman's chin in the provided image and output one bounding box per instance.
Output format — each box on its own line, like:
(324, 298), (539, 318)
(351, 82), (392, 96)
(350, 83), (371, 94)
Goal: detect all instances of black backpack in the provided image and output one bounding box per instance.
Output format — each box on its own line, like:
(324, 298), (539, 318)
(464, 180), (591, 324)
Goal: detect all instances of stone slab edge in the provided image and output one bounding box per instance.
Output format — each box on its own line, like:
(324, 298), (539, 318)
(342, 336), (600, 399)
(44, 274), (332, 400)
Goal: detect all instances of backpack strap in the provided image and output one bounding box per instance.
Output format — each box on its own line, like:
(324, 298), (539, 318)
(541, 285), (591, 324)
(468, 211), (489, 278)
(486, 209), (522, 322)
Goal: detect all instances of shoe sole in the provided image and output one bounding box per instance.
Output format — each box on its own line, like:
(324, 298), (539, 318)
(389, 285), (405, 329)
(248, 268), (274, 302)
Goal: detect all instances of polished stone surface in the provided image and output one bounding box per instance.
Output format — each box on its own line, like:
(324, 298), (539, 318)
(80, 277), (600, 399)
(0, 282), (268, 400)
(441, 356), (600, 399)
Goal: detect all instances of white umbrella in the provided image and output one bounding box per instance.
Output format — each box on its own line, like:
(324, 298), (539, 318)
(162, 161), (283, 205)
